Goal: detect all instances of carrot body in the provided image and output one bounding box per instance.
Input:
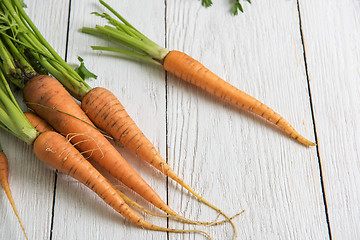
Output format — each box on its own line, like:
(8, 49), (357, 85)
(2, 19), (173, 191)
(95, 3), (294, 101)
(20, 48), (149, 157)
(82, 87), (173, 175)
(163, 50), (315, 146)
(23, 75), (176, 216)
(81, 87), (239, 235)
(33, 131), (209, 237)
(81, 87), (222, 199)
(24, 112), (53, 132)
(0, 151), (28, 240)
(33, 131), (142, 224)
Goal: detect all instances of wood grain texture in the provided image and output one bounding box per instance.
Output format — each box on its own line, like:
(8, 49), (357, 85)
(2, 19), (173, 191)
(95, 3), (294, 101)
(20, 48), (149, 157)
(299, 0), (360, 238)
(166, 0), (327, 239)
(0, 1), (69, 239)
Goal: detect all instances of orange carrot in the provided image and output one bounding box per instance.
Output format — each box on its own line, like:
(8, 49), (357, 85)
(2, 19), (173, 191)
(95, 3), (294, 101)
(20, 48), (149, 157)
(0, 147), (28, 240)
(82, 1), (315, 147)
(82, 87), (236, 209)
(81, 87), (239, 234)
(163, 51), (315, 146)
(23, 75), (180, 218)
(32, 131), (210, 238)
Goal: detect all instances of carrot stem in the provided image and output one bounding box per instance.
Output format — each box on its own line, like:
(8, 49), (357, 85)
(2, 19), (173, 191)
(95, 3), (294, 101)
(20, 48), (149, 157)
(0, 0), (92, 99)
(90, 46), (161, 65)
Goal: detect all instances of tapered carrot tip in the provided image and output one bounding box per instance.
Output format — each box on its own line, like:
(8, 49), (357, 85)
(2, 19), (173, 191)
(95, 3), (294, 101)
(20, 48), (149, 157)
(0, 152), (28, 240)
(299, 137), (316, 147)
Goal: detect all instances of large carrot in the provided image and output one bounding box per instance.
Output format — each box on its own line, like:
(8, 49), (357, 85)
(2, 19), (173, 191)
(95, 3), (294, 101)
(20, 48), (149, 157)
(81, 0), (315, 147)
(0, 143), (28, 240)
(3, 0), (242, 236)
(0, 69), (211, 239)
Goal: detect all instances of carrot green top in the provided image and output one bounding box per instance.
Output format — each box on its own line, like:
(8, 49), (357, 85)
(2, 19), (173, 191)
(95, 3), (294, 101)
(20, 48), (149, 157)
(81, 0), (251, 61)
(0, 65), (38, 145)
(82, 0), (169, 65)
(0, 0), (93, 100)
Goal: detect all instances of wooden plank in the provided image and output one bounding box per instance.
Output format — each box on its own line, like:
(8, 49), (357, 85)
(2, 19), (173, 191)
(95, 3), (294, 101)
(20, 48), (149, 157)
(298, 0), (360, 238)
(0, 1), (69, 239)
(49, 1), (168, 239)
(166, 0), (329, 239)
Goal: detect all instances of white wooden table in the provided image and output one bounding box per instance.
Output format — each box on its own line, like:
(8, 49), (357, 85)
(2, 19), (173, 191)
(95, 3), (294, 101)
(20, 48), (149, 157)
(1, 0), (359, 239)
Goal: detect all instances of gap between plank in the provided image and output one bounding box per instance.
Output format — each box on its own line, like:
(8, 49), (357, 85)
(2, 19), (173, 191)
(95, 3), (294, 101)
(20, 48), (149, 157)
(50, 0), (72, 239)
(164, 0), (170, 239)
(296, 1), (332, 239)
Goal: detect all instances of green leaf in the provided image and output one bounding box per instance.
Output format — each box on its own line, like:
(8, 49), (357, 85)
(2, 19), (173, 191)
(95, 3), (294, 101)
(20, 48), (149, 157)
(201, 0), (213, 7)
(232, 2), (244, 15)
(74, 56), (97, 80)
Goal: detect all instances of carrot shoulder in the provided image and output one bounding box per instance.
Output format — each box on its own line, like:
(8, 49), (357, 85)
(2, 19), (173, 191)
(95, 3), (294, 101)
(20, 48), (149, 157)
(163, 50), (315, 146)
(23, 75), (176, 217)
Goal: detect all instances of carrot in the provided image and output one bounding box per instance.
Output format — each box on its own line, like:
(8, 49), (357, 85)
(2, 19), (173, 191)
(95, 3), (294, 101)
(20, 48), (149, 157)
(33, 131), (210, 238)
(81, 87), (239, 234)
(0, 144), (28, 240)
(81, 0), (315, 147)
(163, 50), (315, 146)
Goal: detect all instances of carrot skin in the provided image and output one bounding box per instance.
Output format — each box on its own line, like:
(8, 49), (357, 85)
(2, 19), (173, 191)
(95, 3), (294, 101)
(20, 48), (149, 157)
(0, 151), (28, 240)
(23, 75), (176, 216)
(24, 112), (53, 132)
(163, 50), (315, 146)
(82, 87), (171, 175)
(33, 131), (142, 225)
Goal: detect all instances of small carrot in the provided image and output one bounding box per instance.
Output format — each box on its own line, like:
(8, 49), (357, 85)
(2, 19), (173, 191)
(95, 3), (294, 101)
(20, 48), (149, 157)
(0, 143), (28, 240)
(82, 0), (315, 147)
(33, 131), (210, 238)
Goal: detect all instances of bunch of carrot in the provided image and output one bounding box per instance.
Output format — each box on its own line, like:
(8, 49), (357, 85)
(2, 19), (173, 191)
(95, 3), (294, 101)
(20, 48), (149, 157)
(0, 0), (242, 238)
